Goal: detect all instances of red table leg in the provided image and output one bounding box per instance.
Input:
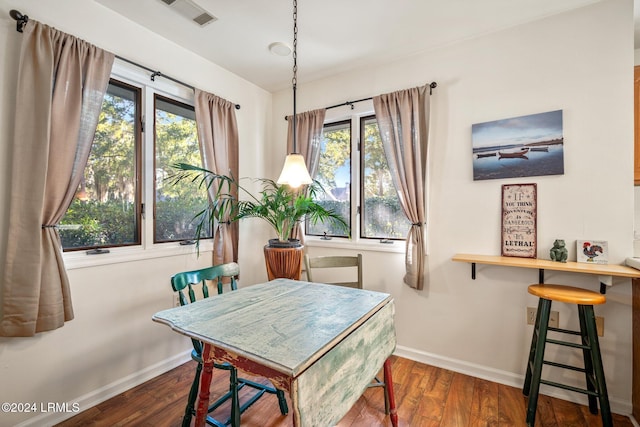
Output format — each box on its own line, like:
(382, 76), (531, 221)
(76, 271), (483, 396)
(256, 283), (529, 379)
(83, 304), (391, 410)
(383, 358), (398, 427)
(194, 343), (214, 427)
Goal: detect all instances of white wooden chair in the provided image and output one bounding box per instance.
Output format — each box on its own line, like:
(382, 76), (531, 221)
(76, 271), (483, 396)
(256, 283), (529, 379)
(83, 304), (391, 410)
(303, 253), (390, 413)
(304, 254), (363, 288)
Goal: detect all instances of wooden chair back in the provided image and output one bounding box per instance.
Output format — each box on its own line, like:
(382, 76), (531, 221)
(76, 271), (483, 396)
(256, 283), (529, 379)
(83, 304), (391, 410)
(171, 262), (240, 306)
(171, 262), (240, 356)
(304, 254), (363, 289)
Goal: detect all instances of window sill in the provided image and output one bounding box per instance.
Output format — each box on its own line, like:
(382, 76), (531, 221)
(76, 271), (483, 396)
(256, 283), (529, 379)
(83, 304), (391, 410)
(304, 237), (405, 254)
(63, 241), (213, 270)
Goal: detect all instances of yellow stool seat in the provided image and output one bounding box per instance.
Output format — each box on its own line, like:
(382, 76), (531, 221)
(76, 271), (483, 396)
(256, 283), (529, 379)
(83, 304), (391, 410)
(528, 284), (606, 305)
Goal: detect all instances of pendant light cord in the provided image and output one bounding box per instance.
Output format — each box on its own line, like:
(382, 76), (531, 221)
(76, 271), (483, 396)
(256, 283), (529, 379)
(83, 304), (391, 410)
(292, 0), (298, 154)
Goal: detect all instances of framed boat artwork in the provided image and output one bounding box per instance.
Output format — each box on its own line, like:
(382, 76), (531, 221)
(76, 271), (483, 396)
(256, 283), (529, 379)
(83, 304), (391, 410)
(472, 110), (564, 181)
(501, 183), (537, 258)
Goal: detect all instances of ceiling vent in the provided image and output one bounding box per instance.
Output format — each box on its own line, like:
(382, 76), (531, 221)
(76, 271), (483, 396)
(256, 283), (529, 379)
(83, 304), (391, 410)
(157, 0), (217, 27)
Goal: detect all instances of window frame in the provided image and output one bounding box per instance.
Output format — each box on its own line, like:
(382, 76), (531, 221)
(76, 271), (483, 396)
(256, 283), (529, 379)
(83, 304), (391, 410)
(152, 93), (211, 244)
(305, 118), (352, 239)
(61, 78), (144, 252)
(303, 101), (405, 253)
(359, 114), (408, 242)
(62, 59), (213, 270)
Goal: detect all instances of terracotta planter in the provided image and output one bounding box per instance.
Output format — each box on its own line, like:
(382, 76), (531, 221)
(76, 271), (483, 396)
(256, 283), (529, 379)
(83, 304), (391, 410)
(263, 239), (303, 280)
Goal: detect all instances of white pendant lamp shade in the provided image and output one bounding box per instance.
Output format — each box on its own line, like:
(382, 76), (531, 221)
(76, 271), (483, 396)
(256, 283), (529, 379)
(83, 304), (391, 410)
(277, 153), (312, 188)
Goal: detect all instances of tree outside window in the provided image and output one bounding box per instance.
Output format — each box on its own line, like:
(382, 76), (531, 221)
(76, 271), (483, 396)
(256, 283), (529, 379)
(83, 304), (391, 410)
(306, 120), (351, 237)
(306, 114), (409, 242)
(154, 96), (211, 243)
(360, 115), (410, 240)
(59, 79), (212, 252)
(59, 80), (140, 250)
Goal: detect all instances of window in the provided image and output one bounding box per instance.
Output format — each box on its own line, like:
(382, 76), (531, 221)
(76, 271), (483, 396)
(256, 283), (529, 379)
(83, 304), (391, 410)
(60, 80), (142, 250)
(154, 96), (210, 243)
(306, 108), (410, 244)
(59, 61), (212, 254)
(306, 120), (351, 237)
(360, 115), (410, 240)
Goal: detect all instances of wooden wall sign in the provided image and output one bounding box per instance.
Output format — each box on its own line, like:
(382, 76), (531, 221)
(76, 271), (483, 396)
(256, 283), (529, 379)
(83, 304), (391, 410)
(501, 183), (537, 258)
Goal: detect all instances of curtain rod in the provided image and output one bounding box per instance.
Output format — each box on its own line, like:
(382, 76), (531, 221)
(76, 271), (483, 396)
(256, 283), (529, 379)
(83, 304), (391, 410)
(284, 81), (437, 120)
(9, 9), (241, 110)
(327, 82), (437, 110)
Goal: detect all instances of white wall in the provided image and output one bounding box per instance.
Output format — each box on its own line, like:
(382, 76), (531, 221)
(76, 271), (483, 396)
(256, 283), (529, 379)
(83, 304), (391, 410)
(0, 0), (635, 425)
(0, 0), (274, 425)
(274, 0), (636, 414)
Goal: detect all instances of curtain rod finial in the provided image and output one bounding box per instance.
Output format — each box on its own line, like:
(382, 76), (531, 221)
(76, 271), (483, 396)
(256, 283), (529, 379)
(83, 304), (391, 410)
(9, 10), (28, 33)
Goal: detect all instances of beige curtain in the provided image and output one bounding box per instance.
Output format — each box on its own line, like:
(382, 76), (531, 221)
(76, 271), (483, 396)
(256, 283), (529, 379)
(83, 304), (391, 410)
(373, 85), (430, 290)
(1, 21), (114, 336)
(194, 89), (239, 266)
(285, 109), (326, 242)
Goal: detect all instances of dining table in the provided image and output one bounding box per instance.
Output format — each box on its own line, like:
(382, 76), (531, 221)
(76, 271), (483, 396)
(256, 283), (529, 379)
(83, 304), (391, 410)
(152, 278), (398, 427)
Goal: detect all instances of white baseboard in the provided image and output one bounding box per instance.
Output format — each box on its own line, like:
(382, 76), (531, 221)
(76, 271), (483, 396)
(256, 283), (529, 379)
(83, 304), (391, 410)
(394, 345), (633, 417)
(15, 352), (191, 427)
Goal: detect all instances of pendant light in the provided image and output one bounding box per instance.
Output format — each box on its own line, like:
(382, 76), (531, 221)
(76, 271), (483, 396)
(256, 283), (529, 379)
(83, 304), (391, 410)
(276, 0), (313, 189)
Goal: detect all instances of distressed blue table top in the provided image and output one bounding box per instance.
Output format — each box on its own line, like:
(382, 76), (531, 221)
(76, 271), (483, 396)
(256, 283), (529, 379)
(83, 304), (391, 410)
(152, 278), (392, 376)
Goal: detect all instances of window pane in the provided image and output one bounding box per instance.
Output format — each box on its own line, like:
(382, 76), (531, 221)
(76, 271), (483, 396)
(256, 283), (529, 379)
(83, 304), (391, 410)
(361, 116), (410, 239)
(60, 81), (140, 251)
(154, 96), (211, 243)
(306, 120), (351, 237)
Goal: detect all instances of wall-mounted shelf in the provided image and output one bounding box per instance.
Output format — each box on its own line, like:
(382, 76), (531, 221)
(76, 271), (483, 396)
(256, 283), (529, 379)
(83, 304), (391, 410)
(452, 253), (640, 294)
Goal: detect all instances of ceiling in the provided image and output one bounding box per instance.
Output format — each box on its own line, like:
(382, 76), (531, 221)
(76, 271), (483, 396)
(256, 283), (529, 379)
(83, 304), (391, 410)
(94, 0), (629, 93)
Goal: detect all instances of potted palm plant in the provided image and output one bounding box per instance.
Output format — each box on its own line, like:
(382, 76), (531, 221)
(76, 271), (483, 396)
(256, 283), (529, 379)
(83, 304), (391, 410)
(171, 163), (349, 279)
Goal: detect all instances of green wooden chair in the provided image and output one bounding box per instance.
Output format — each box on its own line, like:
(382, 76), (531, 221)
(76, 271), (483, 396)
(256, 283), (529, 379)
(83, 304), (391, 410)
(303, 254), (390, 413)
(171, 262), (288, 427)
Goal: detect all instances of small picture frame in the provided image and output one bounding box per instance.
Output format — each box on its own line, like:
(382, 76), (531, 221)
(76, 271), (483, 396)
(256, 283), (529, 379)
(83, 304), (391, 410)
(501, 183), (537, 258)
(576, 240), (608, 264)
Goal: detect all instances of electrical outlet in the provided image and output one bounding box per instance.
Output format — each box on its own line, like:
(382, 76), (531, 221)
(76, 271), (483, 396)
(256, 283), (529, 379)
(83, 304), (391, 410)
(526, 306), (559, 328)
(173, 293), (181, 307)
(595, 316), (604, 337)
(548, 310), (559, 328)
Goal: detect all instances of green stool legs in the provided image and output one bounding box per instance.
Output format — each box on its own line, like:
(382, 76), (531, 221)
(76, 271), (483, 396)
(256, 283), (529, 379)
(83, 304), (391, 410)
(523, 298), (551, 424)
(579, 305), (611, 423)
(523, 298), (612, 427)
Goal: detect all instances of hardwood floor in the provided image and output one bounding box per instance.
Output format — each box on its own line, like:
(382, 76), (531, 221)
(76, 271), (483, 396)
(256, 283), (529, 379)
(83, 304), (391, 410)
(55, 356), (634, 427)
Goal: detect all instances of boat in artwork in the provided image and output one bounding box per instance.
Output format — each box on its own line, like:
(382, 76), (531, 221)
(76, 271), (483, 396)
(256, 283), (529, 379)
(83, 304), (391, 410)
(530, 147), (549, 152)
(476, 152), (497, 158)
(499, 147), (529, 158)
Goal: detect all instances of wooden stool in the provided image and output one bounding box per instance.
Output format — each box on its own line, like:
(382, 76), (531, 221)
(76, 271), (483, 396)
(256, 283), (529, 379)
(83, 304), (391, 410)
(523, 284), (611, 427)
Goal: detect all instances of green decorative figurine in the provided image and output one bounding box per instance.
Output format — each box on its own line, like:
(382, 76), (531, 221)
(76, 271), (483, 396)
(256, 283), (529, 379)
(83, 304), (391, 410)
(550, 239), (568, 263)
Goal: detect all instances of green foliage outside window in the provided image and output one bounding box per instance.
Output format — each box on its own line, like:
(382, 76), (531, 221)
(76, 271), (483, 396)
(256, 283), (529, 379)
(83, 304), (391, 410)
(307, 200), (349, 236)
(315, 121), (350, 190)
(60, 82), (139, 250)
(363, 196), (409, 239)
(307, 121), (351, 237)
(60, 200), (136, 248)
(59, 81), (211, 251)
(361, 116), (409, 239)
(307, 116), (410, 240)
(154, 97), (211, 243)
